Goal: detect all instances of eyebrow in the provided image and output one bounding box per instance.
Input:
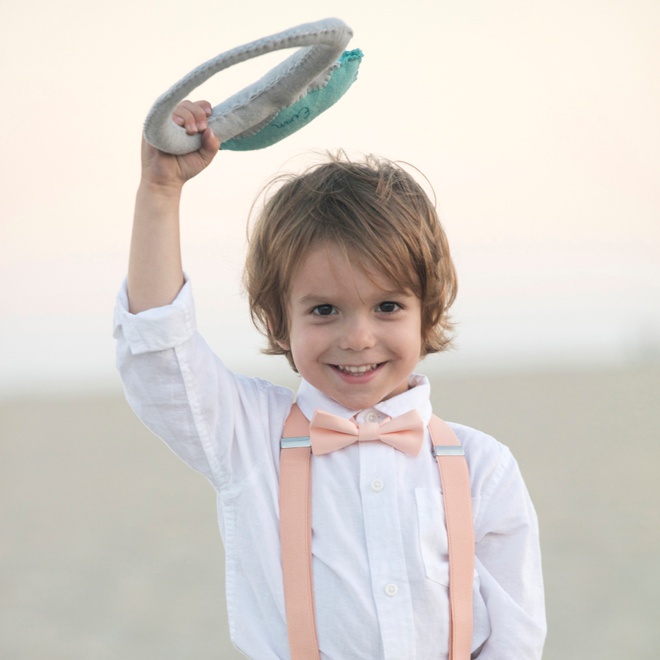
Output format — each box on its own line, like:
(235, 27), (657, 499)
(294, 294), (331, 306)
(294, 289), (412, 306)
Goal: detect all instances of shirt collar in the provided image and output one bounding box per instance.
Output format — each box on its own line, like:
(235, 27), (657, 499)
(296, 373), (433, 426)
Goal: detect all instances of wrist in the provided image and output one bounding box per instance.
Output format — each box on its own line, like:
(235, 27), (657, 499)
(137, 178), (184, 201)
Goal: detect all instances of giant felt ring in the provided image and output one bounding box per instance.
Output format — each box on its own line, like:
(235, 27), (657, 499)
(143, 18), (356, 154)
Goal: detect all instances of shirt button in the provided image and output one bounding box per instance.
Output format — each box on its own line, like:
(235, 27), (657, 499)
(385, 583), (398, 596)
(365, 412), (379, 423)
(371, 479), (384, 492)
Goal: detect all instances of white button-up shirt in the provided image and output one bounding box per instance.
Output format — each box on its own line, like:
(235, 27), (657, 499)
(113, 280), (546, 659)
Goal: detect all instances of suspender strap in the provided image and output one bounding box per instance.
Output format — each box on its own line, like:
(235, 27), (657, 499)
(280, 405), (474, 660)
(279, 404), (320, 660)
(429, 416), (475, 659)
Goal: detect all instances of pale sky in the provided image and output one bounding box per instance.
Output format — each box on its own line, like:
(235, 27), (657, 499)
(1, 0), (659, 396)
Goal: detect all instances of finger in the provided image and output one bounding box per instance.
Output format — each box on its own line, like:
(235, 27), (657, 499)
(182, 100), (212, 127)
(194, 100), (213, 117)
(172, 105), (199, 135)
(172, 100), (210, 134)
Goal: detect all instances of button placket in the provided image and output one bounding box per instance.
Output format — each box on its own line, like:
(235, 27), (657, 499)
(358, 439), (416, 655)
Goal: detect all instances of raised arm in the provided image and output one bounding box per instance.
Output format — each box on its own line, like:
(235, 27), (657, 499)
(127, 100), (220, 313)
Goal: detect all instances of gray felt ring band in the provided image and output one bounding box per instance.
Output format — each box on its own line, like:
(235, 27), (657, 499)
(143, 18), (353, 155)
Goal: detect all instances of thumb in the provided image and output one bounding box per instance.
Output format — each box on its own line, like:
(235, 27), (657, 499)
(199, 127), (221, 162)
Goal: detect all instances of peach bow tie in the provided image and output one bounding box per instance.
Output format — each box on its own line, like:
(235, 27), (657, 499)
(309, 409), (425, 456)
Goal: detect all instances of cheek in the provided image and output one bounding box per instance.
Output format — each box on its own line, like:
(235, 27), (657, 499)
(287, 323), (328, 362)
(399, 316), (423, 357)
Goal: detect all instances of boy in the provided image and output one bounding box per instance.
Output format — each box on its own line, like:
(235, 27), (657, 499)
(114, 100), (546, 658)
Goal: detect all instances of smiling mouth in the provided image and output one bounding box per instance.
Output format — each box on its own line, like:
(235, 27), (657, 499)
(334, 363), (382, 375)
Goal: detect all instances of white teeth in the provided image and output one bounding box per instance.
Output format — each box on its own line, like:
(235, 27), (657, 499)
(336, 363), (379, 374)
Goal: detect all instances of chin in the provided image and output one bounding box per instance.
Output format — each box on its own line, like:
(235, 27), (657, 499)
(331, 391), (385, 411)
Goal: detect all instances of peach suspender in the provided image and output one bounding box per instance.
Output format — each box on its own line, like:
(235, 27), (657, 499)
(279, 404), (474, 659)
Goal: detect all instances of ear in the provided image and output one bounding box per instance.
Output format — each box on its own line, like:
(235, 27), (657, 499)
(276, 338), (290, 351)
(268, 318), (290, 351)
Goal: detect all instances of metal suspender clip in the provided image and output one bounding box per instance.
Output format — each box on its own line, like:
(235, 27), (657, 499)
(432, 445), (465, 457)
(281, 436), (311, 449)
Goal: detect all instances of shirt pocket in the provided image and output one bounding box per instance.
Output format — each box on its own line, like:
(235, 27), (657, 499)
(414, 487), (482, 588)
(414, 487), (450, 586)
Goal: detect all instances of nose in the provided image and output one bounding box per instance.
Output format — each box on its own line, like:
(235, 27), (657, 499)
(338, 314), (376, 352)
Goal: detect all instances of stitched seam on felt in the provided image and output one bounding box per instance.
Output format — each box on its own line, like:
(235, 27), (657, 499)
(220, 24), (345, 113)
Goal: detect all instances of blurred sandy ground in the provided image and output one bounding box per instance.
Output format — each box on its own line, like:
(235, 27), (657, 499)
(2, 363), (659, 659)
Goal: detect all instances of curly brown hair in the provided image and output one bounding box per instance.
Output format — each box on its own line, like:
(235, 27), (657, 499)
(244, 152), (457, 370)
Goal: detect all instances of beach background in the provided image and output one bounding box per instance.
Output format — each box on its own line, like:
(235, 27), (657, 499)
(1, 0), (659, 658)
(3, 363), (660, 659)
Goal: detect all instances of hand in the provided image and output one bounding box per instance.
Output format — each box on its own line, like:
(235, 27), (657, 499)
(141, 100), (221, 192)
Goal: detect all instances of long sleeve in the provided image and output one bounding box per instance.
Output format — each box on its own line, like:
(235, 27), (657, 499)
(113, 277), (295, 493)
(468, 434), (547, 657)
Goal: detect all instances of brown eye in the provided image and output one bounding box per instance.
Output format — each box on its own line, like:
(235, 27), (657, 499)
(377, 302), (400, 313)
(312, 304), (336, 316)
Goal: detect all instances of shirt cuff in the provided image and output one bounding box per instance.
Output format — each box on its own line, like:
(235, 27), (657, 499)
(112, 277), (197, 354)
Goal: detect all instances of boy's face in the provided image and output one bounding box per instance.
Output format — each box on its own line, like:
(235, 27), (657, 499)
(278, 242), (422, 410)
